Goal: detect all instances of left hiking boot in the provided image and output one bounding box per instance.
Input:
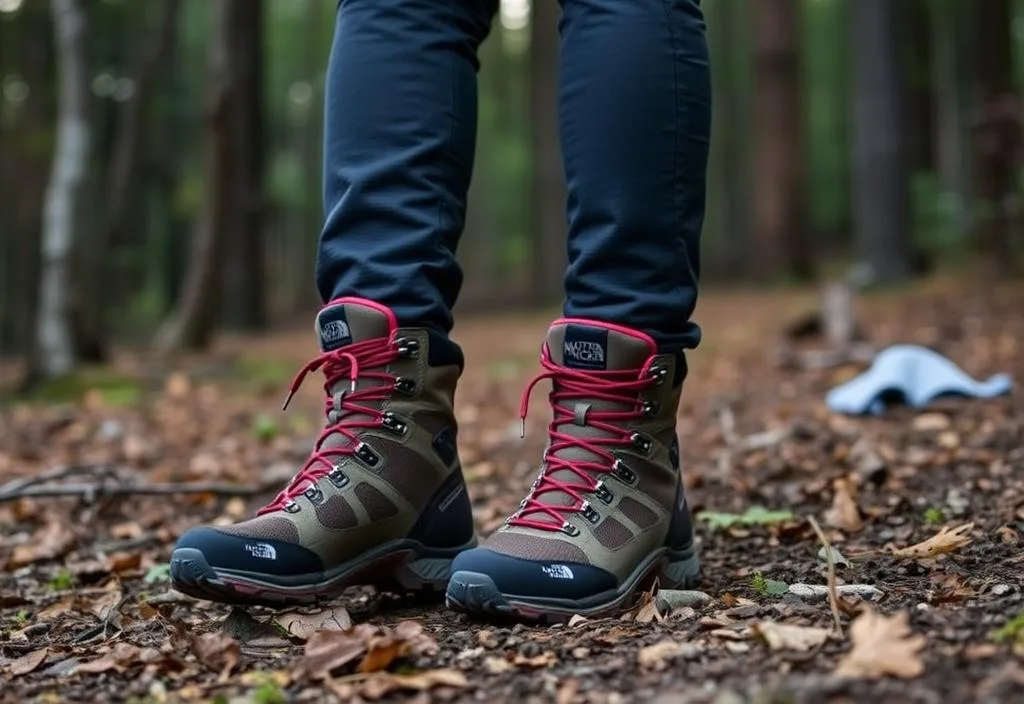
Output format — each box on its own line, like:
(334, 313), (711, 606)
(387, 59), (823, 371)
(446, 318), (700, 622)
(169, 298), (476, 606)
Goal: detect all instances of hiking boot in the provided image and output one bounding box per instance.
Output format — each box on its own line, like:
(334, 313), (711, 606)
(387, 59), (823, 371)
(446, 318), (699, 622)
(170, 298), (476, 606)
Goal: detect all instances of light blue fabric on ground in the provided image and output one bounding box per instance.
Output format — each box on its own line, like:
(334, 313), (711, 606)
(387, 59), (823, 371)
(826, 344), (1014, 416)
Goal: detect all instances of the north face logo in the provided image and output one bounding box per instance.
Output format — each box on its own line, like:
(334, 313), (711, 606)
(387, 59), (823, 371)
(564, 340), (604, 364)
(245, 543), (277, 560)
(561, 324), (609, 371)
(541, 564), (575, 580)
(322, 320), (350, 343)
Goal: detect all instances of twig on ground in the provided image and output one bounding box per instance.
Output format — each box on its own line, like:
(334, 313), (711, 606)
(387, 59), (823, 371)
(0, 482), (267, 502)
(0, 464), (118, 497)
(808, 516), (843, 636)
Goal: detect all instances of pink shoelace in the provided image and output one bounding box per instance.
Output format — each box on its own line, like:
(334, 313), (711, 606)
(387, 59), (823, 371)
(509, 345), (658, 532)
(258, 336), (400, 515)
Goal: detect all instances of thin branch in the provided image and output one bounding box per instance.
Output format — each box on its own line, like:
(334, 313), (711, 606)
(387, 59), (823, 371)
(808, 516), (843, 636)
(0, 481), (267, 503)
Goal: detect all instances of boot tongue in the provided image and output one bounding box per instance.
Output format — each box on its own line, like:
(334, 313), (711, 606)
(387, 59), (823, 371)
(530, 321), (657, 525)
(313, 298), (398, 454)
(316, 298), (395, 352)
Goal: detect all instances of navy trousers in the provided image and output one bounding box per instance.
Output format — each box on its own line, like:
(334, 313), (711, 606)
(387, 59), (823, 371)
(316, 0), (710, 349)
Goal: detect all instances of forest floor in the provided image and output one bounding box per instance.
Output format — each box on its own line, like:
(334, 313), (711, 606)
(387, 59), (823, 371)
(1, 279), (1023, 703)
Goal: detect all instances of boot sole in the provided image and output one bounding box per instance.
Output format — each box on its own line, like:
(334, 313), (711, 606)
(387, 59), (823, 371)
(169, 537), (477, 607)
(445, 544), (700, 624)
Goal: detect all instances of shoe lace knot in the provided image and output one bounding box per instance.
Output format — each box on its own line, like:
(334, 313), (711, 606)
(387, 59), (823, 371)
(508, 346), (665, 533)
(258, 334), (413, 515)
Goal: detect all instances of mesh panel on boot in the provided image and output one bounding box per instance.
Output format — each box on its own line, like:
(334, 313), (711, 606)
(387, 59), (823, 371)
(354, 483), (398, 521)
(217, 516), (300, 542)
(484, 531), (591, 563)
(618, 497), (659, 530)
(315, 495), (358, 530)
(373, 437), (446, 506)
(593, 517), (633, 550)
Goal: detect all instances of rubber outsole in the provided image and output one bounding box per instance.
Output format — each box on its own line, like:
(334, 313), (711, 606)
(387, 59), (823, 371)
(169, 538), (475, 607)
(444, 546), (700, 624)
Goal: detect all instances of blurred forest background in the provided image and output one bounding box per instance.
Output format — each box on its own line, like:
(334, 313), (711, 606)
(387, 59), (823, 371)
(1, 0), (1022, 387)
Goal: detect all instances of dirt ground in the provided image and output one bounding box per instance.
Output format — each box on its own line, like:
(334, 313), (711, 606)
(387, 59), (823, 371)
(1, 280), (1023, 703)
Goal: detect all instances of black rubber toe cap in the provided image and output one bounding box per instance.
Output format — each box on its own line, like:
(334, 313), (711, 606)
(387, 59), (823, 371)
(450, 548), (617, 600)
(174, 526), (324, 577)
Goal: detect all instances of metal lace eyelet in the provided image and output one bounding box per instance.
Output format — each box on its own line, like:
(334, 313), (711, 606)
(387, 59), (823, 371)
(328, 467), (350, 489)
(580, 501), (600, 524)
(303, 485), (324, 505)
(381, 412), (408, 435)
(561, 521), (581, 537)
(594, 479), (616, 504)
(284, 500), (300, 513)
(612, 459), (638, 486)
(354, 442), (381, 467)
(396, 337), (420, 358)
(394, 377), (417, 394)
(648, 365), (669, 384)
(641, 400), (659, 417)
(630, 432), (653, 454)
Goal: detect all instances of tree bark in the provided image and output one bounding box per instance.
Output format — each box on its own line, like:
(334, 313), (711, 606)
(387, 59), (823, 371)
(153, 0), (234, 355)
(528, 0), (566, 306)
(932, 0), (972, 241)
(850, 0), (912, 283)
(972, 0), (1020, 276)
(222, 0), (268, 329)
(753, 0), (812, 282)
(35, 0), (89, 380)
(70, 0), (182, 363)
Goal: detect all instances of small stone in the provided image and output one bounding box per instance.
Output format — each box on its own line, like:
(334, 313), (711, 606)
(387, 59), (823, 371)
(656, 589), (713, 611)
(991, 584), (1013, 596)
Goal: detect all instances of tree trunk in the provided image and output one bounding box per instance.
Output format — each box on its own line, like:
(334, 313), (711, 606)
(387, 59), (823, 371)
(932, 0), (971, 240)
(222, 0), (268, 329)
(901, 0), (935, 176)
(528, 0), (566, 306)
(153, 0), (234, 355)
(35, 0), (89, 381)
(753, 0), (811, 282)
(972, 0), (1020, 276)
(850, 0), (912, 283)
(707, 0), (750, 280)
(71, 0), (182, 363)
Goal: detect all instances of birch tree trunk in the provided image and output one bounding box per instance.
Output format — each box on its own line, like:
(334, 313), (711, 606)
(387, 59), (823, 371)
(36, 0), (89, 379)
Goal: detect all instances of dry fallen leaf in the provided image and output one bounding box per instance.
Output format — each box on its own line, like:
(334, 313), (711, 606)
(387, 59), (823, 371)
(293, 626), (372, 681)
(753, 621), (831, 652)
(358, 636), (403, 674)
(512, 651), (557, 668)
(275, 606), (352, 641)
(6, 648), (48, 678)
(637, 640), (684, 671)
(633, 589), (664, 623)
(77, 643), (148, 675)
(483, 656), (513, 673)
(834, 608), (926, 680)
(823, 477), (864, 533)
(192, 632), (240, 679)
(359, 669), (467, 700)
(5, 521), (77, 570)
(912, 413), (950, 432)
(892, 523), (974, 560)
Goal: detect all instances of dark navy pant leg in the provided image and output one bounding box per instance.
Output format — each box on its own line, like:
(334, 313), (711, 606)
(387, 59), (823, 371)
(558, 0), (711, 349)
(316, 0), (498, 334)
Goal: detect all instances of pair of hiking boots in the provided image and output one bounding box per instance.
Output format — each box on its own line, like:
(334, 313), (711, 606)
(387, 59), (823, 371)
(169, 298), (699, 622)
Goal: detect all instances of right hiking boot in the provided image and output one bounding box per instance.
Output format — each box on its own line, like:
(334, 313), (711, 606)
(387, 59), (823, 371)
(169, 297), (476, 606)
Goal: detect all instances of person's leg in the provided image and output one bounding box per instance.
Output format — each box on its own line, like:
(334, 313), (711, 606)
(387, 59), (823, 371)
(447, 0), (710, 621)
(171, 0), (498, 606)
(316, 0), (497, 335)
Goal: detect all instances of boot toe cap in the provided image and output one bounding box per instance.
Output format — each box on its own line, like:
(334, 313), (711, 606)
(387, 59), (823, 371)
(449, 547), (616, 601)
(172, 526), (324, 578)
